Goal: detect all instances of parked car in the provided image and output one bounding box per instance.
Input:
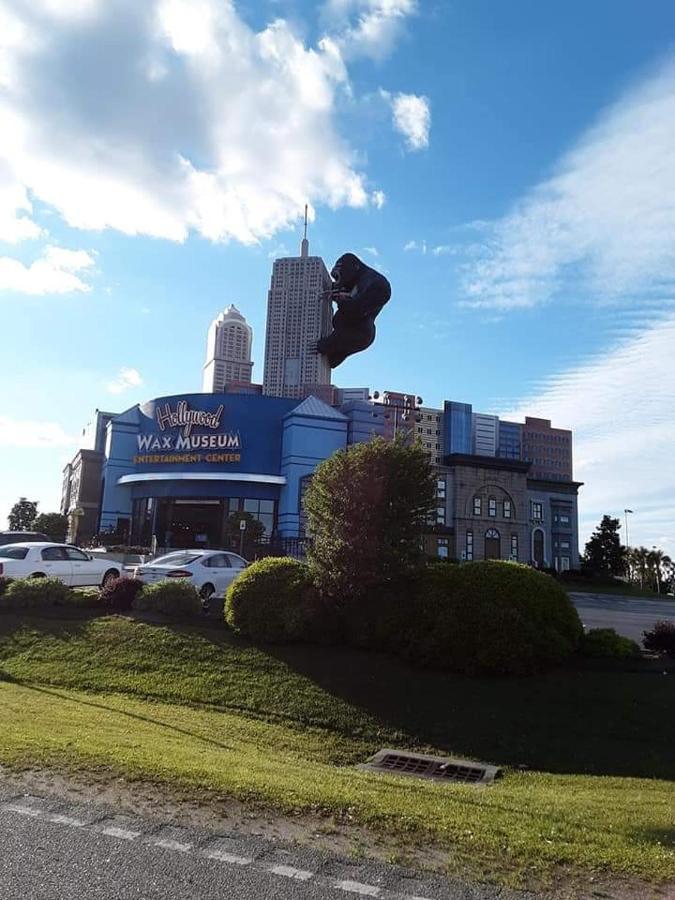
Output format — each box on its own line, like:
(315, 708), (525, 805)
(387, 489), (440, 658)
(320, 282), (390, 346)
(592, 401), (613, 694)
(0, 531), (50, 546)
(132, 549), (248, 601)
(0, 543), (121, 587)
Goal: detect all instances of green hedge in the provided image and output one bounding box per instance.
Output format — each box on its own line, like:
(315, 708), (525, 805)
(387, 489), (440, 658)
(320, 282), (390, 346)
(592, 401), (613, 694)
(1, 577), (74, 609)
(0, 576), (13, 597)
(133, 580), (201, 617)
(225, 557), (335, 643)
(396, 561), (583, 675)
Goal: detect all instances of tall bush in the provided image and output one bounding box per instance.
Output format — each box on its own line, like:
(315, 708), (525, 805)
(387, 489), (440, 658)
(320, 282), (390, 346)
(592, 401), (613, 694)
(303, 437), (435, 602)
(101, 576), (144, 612)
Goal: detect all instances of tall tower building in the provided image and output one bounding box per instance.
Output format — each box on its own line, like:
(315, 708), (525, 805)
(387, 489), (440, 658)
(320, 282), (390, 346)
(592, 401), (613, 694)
(202, 304), (253, 393)
(262, 210), (333, 400)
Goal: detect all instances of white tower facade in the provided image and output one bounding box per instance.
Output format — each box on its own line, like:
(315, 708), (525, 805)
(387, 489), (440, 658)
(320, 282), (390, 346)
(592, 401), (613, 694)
(262, 225), (333, 399)
(202, 304), (253, 393)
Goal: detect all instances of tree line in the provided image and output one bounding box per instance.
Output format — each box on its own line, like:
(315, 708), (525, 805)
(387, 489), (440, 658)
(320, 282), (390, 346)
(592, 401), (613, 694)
(583, 514), (673, 594)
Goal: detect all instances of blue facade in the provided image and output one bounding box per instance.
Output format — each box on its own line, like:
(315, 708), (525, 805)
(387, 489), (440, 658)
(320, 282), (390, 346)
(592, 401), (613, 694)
(99, 391), (384, 546)
(443, 401), (472, 455)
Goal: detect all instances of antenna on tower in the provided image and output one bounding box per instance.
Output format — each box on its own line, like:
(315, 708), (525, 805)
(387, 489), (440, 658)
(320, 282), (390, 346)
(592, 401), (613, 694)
(301, 204), (309, 258)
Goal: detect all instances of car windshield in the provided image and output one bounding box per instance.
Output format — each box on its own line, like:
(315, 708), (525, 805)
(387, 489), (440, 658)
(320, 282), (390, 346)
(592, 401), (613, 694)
(151, 552), (201, 567)
(0, 546), (30, 559)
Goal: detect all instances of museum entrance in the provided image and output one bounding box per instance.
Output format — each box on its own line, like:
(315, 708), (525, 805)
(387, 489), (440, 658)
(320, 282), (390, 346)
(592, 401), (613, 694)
(131, 496), (277, 550)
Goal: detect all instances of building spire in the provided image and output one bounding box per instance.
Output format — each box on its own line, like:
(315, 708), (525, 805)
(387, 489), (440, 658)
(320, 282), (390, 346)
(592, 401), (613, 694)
(300, 203), (309, 258)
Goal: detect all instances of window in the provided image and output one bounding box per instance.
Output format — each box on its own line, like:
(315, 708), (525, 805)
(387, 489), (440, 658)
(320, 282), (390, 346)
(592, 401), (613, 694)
(503, 500), (512, 519)
(531, 501), (543, 521)
(473, 497), (481, 516)
(488, 497), (497, 517)
(65, 547), (90, 561)
(437, 538), (449, 559)
(560, 556), (570, 571)
(436, 506), (446, 525)
(41, 547), (69, 561)
(465, 530), (473, 561)
(202, 554), (230, 569)
(560, 540), (570, 549)
(0, 546), (29, 560)
(560, 514), (570, 524)
(225, 553), (247, 569)
(436, 478), (446, 499)
(511, 534), (518, 560)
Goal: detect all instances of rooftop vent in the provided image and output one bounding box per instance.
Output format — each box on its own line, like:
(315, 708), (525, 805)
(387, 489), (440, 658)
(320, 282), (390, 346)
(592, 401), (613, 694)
(359, 749), (500, 785)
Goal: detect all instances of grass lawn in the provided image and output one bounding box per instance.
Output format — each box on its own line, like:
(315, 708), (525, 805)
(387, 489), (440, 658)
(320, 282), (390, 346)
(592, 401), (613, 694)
(0, 611), (673, 886)
(566, 580), (667, 599)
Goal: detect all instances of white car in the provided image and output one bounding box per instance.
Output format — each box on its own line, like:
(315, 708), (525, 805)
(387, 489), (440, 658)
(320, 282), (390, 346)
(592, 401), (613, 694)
(132, 549), (248, 601)
(0, 543), (121, 588)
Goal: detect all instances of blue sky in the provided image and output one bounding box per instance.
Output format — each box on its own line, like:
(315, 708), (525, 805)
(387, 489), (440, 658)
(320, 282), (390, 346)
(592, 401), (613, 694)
(1, 0), (674, 554)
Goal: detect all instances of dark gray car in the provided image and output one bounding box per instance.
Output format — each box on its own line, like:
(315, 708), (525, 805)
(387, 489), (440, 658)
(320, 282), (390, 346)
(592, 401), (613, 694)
(0, 531), (50, 546)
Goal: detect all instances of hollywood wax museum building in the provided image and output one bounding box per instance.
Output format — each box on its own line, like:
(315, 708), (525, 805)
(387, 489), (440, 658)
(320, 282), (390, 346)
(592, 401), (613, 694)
(75, 392), (385, 549)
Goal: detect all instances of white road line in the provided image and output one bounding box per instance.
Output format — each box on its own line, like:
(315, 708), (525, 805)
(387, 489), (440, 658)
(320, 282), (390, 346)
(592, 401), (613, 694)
(101, 826), (141, 841)
(3, 804), (43, 818)
(334, 880), (381, 897)
(153, 838), (192, 853)
(47, 814), (85, 827)
(203, 849), (253, 866)
(268, 864), (314, 881)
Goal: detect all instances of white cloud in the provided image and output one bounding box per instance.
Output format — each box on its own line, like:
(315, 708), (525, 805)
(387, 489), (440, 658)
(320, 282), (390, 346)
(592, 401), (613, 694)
(404, 239), (426, 253)
(0, 0), (394, 248)
(0, 415), (77, 448)
(371, 189), (386, 209)
(324, 0), (417, 61)
(363, 245), (378, 256)
(501, 313), (675, 558)
(432, 244), (452, 256)
(0, 245), (95, 294)
(462, 56), (675, 310)
(390, 92), (430, 150)
(107, 367), (144, 395)
(0, 165), (43, 243)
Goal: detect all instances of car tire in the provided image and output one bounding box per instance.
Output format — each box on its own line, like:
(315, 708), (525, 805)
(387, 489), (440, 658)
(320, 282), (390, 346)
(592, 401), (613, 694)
(199, 583), (215, 601)
(101, 569), (120, 588)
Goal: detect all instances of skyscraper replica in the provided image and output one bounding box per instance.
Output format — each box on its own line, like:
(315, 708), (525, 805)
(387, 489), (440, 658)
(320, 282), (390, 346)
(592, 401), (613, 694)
(202, 304), (253, 393)
(262, 212), (333, 400)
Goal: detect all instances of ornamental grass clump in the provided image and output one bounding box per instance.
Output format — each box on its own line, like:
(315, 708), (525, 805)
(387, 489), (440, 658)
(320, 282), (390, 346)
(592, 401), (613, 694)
(133, 579), (201, 617)
(2, 576), (73, 609)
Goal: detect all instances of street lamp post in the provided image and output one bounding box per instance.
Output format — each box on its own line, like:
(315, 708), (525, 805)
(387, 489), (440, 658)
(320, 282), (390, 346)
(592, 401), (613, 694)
(624, 508), (633, 548)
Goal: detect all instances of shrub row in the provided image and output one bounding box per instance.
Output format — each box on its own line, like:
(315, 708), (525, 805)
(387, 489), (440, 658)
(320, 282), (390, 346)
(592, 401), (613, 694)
(225, 559), (586, 675)
(0, 575), (201, 617)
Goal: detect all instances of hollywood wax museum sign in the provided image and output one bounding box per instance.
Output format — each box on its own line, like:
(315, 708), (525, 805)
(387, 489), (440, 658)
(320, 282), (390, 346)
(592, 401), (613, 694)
(135, 401), (242, 460)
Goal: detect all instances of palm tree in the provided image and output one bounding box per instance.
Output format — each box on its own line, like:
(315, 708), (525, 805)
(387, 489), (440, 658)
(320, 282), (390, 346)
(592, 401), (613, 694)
(631, 546), (650, 589)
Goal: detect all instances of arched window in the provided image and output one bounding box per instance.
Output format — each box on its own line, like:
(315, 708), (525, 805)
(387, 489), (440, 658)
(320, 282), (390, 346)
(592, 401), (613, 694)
(485, 528), (500, 560)
(532, 528), (545, 566)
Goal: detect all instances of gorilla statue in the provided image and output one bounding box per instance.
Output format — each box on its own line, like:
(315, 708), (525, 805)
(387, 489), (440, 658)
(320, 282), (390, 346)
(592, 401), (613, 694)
(313, 253), (391, 369)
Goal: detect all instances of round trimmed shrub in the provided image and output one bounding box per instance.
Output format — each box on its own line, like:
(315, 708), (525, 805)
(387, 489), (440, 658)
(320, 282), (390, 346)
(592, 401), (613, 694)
(580, 628), (641, 659)
(133, 579), (201, 617)
(225, 557), (334, 643)
(2, 576), (73, 609)
(643, 620), (675, 659)
(0, 576), (13, 597)
(101, 576), (144, 612)
(402, 561), (583, 674)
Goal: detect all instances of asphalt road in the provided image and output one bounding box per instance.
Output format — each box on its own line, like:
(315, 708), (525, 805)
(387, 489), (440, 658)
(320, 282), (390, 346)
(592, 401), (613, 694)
(0, 787), (531, 900)
(570, 592), (675, 645)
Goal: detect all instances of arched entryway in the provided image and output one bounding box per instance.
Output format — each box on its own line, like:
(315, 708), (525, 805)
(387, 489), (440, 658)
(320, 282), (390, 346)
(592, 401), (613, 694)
(484, 528), (501, 560)
(532, 528), (545, 567)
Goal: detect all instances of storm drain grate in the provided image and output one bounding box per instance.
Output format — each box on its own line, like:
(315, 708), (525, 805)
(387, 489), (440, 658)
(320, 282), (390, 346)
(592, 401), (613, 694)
(359, 749), (500, 785)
